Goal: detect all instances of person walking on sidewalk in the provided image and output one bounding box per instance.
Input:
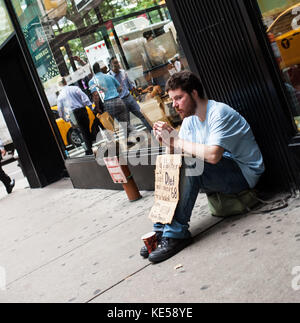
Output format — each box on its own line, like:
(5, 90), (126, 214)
(141, 71), (265, 263)
(57, 77), (94, 156)
(89, 62), (133, 144)
(0, 139), (15, 194)
(109, 57), (153, 133)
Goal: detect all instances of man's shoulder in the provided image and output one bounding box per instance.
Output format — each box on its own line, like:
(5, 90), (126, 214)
(180, 115), (197, 129)
(69, 85), (83, 93)
(103, 73), (115, 81)
(209, 100), (240, 119)
(210, 100), (232, 112)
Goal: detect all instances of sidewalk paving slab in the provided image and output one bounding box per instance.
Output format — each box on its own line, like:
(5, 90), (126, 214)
(92, 197), (300, 303)
(0, 178), (300, 303)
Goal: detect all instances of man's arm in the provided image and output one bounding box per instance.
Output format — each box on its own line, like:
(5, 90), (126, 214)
(153, 121), (224, 164)
(111, 76), (122, 94)
(77, 88), (92, 109)
(92, 91), (104, 114)
(175, 139), (224, 164)
(124, 71), (135, 91)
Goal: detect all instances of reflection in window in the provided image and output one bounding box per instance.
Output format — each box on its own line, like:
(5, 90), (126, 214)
(0, 0), (14, 46)
(11, 0), (189, 159)
(259, 0), (300, 131)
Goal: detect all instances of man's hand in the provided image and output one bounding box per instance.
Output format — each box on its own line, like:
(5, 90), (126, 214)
(153, 121), (179, 150)
(1, 149), (7, 158)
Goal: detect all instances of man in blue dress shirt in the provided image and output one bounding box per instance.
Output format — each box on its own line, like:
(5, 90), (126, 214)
(57, 77), (94, 155)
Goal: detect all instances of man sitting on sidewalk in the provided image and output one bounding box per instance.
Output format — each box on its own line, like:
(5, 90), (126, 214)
(141, 71), (265, 263)
(0, 138), (15, 194)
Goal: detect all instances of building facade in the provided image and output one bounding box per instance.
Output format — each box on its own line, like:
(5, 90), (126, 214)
(0, 0), (300, 192)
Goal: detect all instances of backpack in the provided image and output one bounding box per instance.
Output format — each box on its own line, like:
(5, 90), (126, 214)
(206, 190), (259, 218)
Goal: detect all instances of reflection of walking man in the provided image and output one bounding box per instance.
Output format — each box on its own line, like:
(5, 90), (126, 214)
(89, 62), (132, 143)
(109, 57), (152, 132)
(0, 139), (15, 194)
(57, 77), (94, 155)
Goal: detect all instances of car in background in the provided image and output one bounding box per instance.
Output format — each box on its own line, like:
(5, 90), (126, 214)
(51, 106), (96, 148)
(267, 3), (300, 69)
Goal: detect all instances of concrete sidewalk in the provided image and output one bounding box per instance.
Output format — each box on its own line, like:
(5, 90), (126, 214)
(0, 177), (300, 303)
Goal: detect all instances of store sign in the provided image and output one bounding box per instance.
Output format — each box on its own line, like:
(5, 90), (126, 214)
(84, 40), (109, 67)
(25, 17), (59, 82)
(105, 20), (114, 30)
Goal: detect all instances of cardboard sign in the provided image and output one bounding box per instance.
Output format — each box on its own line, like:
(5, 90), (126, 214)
(104, 157), (128, 184)
(149, 155), (182, 224)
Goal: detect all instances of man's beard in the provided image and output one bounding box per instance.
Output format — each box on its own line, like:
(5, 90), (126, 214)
(181, 95), (197, 119)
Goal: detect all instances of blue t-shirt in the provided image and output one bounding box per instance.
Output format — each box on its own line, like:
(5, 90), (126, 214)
(88, 72), (120, 101)
(179, 100), (265, 188)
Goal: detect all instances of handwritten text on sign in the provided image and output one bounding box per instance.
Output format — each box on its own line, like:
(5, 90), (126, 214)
(149, 155), (182, 224)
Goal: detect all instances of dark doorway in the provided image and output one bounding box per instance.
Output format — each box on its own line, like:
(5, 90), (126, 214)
(0, 34), (65, 188)
(166, 0), (300, 192)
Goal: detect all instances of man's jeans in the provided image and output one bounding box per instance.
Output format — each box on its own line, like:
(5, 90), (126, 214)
(153, 157), (250, 239)
(122, 94), (153, 132)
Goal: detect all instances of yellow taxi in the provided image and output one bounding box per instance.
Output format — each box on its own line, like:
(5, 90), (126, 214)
(51, 106), (96, 147)
(267, 3), (300, 69)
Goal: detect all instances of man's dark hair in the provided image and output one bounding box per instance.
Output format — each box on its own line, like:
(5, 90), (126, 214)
(109, 56), (117, 65)
(93, 62), (101, 74)
(166, 71), (205, 99)
(143, 31), (153, 40)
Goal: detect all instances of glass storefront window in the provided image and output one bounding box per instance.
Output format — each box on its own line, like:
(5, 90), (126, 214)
(0, 0), (14, 46)
(258, 0), (300, 131)
(11, 0), (190, 159)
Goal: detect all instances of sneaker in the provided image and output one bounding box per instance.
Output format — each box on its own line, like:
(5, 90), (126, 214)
(6, 179), (15, 194)
(140, 231), (163, 259)
(148, 237), (193, 264)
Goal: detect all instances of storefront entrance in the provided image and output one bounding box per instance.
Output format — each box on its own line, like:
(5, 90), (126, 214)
(0, 34), (65, 188)
(2, 0), (300, 192)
